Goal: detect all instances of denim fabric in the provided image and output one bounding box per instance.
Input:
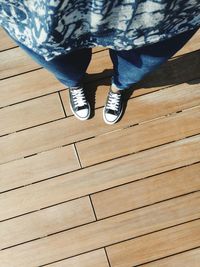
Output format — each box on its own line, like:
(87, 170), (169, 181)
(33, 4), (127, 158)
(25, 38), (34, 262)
(12, 39), (92, 87)
(110, 28), (199, 89)
(14, 28), (198, 89)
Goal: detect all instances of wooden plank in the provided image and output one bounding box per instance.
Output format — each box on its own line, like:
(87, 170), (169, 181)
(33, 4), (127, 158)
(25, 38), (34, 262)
(133, 49), (200, 96)
(106, 219), (200, 267)
(0, 193), (199, 266)
(0, 47), (40, 80)
(0, 69), (65, 108)
(92, 47), (108, 53)
(76, 106), (200, 167)
(1, 81), (199, 164)
(0, 165), (200, 249)
(46, 249), (109, 267)
(0, 50), (107, 109)
(174, 29), (200, 56)
(0, 138), (199, 221)
(0, 48), (111, 107)
(87, 49), (112, 76)
(0, 145), (80, 193)
(140, 248), (200, 267)
(0, 134), (199, 220)
(0, 196), (95, 250)
(0, 48), (111, 80)
(0, 28), (17, 51)
(0, 93), (65, 136)
(91, 163), (200, 219)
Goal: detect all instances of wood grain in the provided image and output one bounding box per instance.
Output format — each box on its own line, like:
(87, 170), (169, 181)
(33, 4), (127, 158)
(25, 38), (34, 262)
(140, 248), (200, 267)
(0, 49), (107, 109)
(174, 29), (200, 56)
(0, 133), (199, 221)
(77, 106), (200, 167)
(0, 69), (65, 108)
(0, 196), (95, 249)
(0, 93), (65, 136)
(1, 81), (199, 164)
(0, 28), (17, 51)
(91, 163), (200, 219)
(134, 49), (200, 93)
(0, 47), (40, 80)
(0, 143), (199, 221)
(0, 193), (199, 266)
(0, 47), (111, 81)
(0, 145), (80, 193)
(106, 219), (200, 267)
(0, 26), (199, 267)
(45, 249), (109, 267)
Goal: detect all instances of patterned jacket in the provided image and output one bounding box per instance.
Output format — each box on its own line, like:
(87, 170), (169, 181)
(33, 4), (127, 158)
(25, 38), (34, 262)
(0, 0), (200, 61)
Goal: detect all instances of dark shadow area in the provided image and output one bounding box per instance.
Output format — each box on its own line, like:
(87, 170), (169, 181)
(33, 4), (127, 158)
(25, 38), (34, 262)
(84, 50), (200, 119)
(84, 73), (111, 118)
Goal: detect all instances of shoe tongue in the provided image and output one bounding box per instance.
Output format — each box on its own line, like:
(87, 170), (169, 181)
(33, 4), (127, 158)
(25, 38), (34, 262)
(107, 109), (116, 115)
(110, 88), (121, 94)
(77, 105), (87, 110)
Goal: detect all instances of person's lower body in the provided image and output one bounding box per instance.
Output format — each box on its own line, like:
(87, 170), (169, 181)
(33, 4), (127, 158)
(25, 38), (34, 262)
(11, 27), (199, 123)
(109, 28), (199, 91)
(11, 39), (93, 120)
(103, 27), (199, 124)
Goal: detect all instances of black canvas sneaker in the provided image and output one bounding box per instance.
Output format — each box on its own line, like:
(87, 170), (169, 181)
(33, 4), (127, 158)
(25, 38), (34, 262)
(69, 86), (91, 120)
(103, 88), (123, 124)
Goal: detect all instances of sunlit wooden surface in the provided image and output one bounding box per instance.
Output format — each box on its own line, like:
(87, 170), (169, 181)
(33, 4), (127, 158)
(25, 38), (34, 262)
(0, 27), (200, 267)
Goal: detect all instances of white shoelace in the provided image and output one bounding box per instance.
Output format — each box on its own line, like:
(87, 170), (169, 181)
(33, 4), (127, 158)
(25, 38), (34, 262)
(71, 88), (87, 108)
(107, 92), (121, 111)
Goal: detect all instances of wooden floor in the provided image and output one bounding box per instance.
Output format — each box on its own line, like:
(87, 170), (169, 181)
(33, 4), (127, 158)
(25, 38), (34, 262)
(0, 28), (200, 267)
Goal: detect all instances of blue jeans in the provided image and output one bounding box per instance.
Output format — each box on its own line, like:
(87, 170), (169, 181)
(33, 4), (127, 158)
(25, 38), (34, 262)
(12, 28), (198, 90)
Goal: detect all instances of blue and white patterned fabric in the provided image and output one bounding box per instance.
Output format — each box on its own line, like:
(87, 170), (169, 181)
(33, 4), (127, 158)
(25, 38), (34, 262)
(0, 0), (200, 61)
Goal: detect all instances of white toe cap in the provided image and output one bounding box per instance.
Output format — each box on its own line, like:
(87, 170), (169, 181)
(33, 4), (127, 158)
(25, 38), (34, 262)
(104, 112), (118, 124)
(76, 108), (89, 119)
